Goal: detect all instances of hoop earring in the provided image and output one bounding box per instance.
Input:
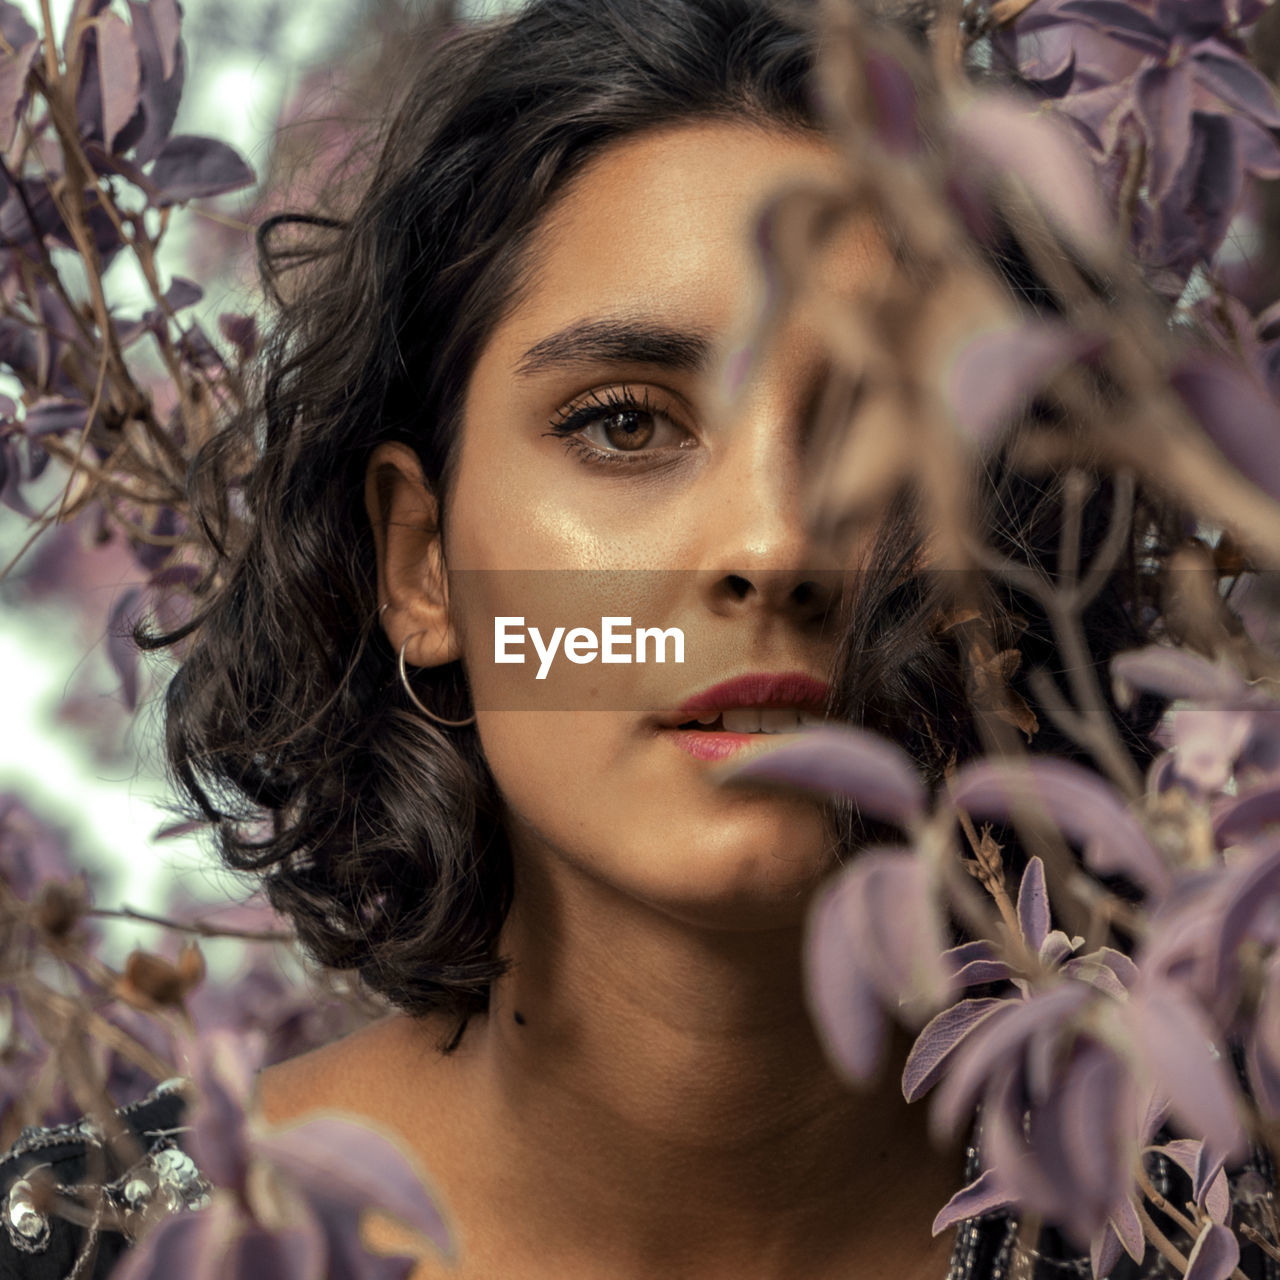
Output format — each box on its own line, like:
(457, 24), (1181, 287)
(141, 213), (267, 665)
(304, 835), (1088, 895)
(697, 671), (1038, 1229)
(386, 606), (476, 728)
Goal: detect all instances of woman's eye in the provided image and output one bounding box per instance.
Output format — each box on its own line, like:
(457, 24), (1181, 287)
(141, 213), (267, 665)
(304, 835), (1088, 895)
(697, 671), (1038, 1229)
(580, 408), (680, 452)
(547, 389), (695, 464)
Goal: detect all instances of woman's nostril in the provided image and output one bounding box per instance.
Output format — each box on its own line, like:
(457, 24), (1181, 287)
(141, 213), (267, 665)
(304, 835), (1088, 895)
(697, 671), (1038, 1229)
(725, 573), (753, 600)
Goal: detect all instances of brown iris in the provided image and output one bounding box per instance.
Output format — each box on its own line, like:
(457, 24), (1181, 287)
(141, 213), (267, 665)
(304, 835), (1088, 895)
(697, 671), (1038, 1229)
(601, 410), (655, 451)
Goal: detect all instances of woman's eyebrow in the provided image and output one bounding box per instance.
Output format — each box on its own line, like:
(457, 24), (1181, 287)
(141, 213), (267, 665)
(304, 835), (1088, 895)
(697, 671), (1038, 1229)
(515, 317), (715, 377)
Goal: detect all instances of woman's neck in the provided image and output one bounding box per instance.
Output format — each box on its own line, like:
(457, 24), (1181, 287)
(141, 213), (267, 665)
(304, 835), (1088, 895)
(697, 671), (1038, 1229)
(433, 847), (968, 1280)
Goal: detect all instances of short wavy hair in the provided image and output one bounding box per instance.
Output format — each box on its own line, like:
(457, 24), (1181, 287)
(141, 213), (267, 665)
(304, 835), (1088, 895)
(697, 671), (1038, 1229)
(157, 0), (1169, 1040)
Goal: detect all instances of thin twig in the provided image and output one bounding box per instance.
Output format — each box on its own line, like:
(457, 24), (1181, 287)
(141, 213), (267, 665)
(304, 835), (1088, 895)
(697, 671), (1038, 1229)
(89, 904), (294, 944)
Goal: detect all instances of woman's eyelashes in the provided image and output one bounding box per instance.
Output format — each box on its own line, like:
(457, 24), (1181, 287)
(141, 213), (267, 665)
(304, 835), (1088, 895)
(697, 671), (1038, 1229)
(544, 385), (697, 469)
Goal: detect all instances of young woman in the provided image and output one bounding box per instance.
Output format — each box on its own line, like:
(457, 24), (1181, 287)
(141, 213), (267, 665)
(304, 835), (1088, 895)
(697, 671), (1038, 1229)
(0, 0), (1226, 1277)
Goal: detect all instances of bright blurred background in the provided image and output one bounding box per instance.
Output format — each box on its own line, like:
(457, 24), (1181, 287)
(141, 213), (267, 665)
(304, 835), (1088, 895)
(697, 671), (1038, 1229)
(0, 0), (513, 958)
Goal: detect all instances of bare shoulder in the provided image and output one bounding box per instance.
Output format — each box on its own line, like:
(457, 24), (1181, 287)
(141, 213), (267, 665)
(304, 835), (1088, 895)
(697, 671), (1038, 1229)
(254, 1011), (469, 1132)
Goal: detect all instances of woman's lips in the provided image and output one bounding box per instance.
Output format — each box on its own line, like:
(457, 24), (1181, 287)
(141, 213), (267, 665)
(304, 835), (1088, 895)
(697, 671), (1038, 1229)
(659, 726), (798, 761)
(655, 671), (831, 759)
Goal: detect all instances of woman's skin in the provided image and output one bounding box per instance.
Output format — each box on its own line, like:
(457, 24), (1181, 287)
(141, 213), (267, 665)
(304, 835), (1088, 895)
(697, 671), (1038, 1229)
(257, 121), (968, 1280)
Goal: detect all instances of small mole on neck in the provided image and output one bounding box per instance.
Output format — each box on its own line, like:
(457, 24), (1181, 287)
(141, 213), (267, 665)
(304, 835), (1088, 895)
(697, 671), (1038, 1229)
(513, 1010), (526, 1026)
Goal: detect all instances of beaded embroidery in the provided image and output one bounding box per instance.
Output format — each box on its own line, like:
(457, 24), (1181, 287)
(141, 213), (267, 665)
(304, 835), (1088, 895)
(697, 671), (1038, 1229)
(0, 1078), (210, 1271)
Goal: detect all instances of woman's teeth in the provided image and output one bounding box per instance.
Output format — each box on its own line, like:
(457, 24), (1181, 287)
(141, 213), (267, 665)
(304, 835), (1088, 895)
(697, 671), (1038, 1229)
(686, 708), (823, 733)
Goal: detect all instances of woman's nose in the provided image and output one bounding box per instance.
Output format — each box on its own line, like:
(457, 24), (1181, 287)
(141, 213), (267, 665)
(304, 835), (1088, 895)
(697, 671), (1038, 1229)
(696, 406), (842, 627)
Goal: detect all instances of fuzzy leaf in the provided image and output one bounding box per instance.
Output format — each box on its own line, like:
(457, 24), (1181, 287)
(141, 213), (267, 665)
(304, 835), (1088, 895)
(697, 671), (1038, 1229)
(903, 997), (1008, 1102)
(951, 91), (1114, 254)
(804, 863), (888, 1082)
(1184, 1222), (1240, 1280)
(1017, 856), (1051, 951)
(1111, 645), (1245, 704)
(932, 1167), (1016, 1234)
(1128, 986), (1246, 1162)
(1091, 1222), (1123, 1279)
(1194, 47), (1280, 128)
(930, 983), (1092, 1139)
(720, 725), (926, 825)
(1136, 62), (1193, 201)
(1171, 351), (1280, 506)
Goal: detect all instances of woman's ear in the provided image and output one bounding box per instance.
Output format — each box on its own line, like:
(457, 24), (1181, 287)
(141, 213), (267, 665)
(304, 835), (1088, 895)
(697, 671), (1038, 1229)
(365, 442), (463, 667)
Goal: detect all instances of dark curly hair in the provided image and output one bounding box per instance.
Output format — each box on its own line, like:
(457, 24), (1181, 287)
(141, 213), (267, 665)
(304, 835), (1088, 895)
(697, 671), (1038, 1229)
(155, 0), (1172, 1040)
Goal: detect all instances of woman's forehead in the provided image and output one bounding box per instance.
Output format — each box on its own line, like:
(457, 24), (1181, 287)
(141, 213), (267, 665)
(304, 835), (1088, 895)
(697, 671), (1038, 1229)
(485, 119), (887, 368)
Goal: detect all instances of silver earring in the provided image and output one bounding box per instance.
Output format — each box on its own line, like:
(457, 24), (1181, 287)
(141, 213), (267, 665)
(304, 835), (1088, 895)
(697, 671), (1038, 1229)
(383, 605), (476, 728)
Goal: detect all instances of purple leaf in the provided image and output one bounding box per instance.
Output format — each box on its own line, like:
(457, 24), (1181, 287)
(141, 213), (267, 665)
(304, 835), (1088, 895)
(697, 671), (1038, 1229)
(122, 0), (184, 165)
(111, 1195), (241, 1280)
(1055, 0), (1169, 54)
(720, 725), (926, 826)
(164, 275), (202, 310)
(254, 1117), (452, 1256)
(1171, 708), (1255, 794)
(1017, 856), (1050, 951)
(1061, 954), (1127, 999)
(1111, 645), (1245, 703)
(1128, 985), (1246, 1161)
(930, 983), (1092, 1139)
(225, 1218), (326, 1280)
(1091, 1222), (1124, 1279)
(902, 997), (1009, 1102)
(1065, 946), (1138, 992)
(1246, 962), (1280, 1117)
(178, 1027), (261, 1186)
(0, 38), (37, 152)
(1171, 350), (1280, 505)
(952, 955), (1017, 985)
(150, 0), (180, 80)
(94, 12), (140, 150)
(1194, 46), (1280, 128)
(1232, 115), (1280, 178)
(1057, 1043), (1133, 1242)
(1183, 1222), (1240, 1280)
(307, 1195), (418, 1280)
(1039, 930), (1081, 967)
(1110, 1194), (1145, 1263)
(1057, 79), (1134, 154)
(945, 321), (1104, 446)
(804, 864), (888, 1082)
(148, 133), (255, 204)
(23, 397), (90, 437)
(950, 758), (1171, 896)
(863, 46), (919, 154)
(1136, 62), (1193, 201)
(1184, 111), (1243, 263)
(951, 92), (1114, 254)
(1214, 839), (1280, 985)
(107, 586), (143, 710)
(0, 3), (36, 47)
(931, 1168), (1016, 1234)
(219, 311), (257, 360)
(848, 849), (953, 1016)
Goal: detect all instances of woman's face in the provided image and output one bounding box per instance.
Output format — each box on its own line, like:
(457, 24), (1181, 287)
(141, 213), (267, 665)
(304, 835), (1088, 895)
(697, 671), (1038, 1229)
(377, 121), (889, 929)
